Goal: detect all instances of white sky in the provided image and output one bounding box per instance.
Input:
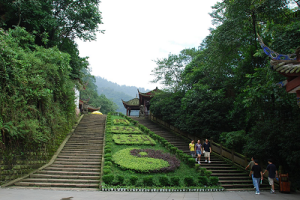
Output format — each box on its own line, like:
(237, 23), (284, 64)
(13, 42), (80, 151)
(77, 0), (220, 90)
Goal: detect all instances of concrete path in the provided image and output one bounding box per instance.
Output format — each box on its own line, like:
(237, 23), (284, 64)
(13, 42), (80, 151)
(0, 188), (299, 200)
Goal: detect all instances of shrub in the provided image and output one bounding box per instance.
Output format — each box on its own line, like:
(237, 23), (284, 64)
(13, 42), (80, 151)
(170, 146), (177, 154)
(104, 161), (112, 166)
(188, 158), (196, 168)
(129, 175), (139, 185)
(159, 175), (170, 186)
(103, 169), (111, 175)
(209, 176), (219, 186)
(194, 164), (201, 172)
(184, 176), (196, 186)
(205, 170), (212, 177)
(103, 165), (110, 170)
(104, 157), (111, 162)
(198, 176), (208, 186)
(143, 176), (154, 186)
(102, 174), (114, 185)
(104, 153), (112, 159)
(170, 176), (180, 186)
(200, 168), (207, 176)
(116, 175), (125, 185)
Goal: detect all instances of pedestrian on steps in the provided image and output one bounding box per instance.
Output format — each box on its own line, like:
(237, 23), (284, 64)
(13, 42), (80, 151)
(245, 157), (256, 189)
(250, 159), (263, 195)
(203, 139), (211, 163)
(189, 140), (196, 160)
(263, 159), (278, 194)
(195, 140), (202, 164)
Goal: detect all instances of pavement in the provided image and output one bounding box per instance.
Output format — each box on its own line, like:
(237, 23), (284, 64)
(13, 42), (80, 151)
(0, 188), (299, 200)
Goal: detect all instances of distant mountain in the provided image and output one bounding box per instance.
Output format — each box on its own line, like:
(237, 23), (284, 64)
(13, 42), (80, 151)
(95, 76), (150, 115)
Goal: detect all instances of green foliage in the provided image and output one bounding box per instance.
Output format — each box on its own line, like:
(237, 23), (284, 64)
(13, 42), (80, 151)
(209, 177), (219, 186)
(103, 169), (111, 175)
(113, 119), (130, 126)
(102, 174), (114, 185)
(116, 175), (125, 185)
(198, 176), (209, 186)
(112, 134), (156, 145)
(187, 158), (196, 168)
(219, 130), (246, 153)
(129, 175), (139, 186)
(158, 175), (170, 186)
(111, 126), (142, 134)
(112, 148), (170, 173)
(143, 176), (154, 186)
(170, 176), (180, 186)
(184, 176), (196, 186)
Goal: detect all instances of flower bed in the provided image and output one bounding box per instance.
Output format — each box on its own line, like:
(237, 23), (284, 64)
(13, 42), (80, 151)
(111, 126), (142, 134)
(112, 134), (156, 145)
(113, 119), (130, 126)
(112, 148), (180, 173)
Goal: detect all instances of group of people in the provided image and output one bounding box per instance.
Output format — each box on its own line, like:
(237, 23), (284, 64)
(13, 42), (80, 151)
(245, 157), (278, 195)
(189, 139), (211, 164)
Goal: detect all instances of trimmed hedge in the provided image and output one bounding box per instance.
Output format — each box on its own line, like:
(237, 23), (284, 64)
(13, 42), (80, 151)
(113, 119), (130, 125)
(111, 126), (142, 134)
(159, 175), (170, 186)
(198, 176), (209, 186)
(143, 176), (154, 186)
(102, 174), (114, 185)
(112, 134), (156, 145)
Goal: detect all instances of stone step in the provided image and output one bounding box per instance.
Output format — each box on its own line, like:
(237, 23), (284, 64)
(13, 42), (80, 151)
(14, 182), (98, 188)
(219, 180), (253, 184)
(212, 173), (248, 176)
(50, 164), (101, 168)
(45, 167), (100, 172)
(30, 174), (100, 179)
(209, 169), (245, 173)
(19, 178), (99, 183)
(38, 170), (100, 176)
(53, 161), (100, 165)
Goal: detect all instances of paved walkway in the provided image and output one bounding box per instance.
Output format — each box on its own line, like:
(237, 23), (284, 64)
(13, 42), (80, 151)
(0, 188), (299, 200)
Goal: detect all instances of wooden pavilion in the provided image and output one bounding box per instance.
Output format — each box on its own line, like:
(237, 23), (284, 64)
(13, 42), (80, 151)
(258, 36), (300, 107)
(122, 87), (160, 116)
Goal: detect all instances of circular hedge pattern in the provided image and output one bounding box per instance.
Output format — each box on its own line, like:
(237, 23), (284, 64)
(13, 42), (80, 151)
(112, 148), (181, 173)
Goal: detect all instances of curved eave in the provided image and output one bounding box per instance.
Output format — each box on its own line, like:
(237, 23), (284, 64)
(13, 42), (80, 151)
(271, 60), (300, 76)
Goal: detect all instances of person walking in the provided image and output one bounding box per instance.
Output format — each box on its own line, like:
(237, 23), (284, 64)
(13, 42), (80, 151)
(263, 159), (278, 194)
(245, 157), (256, 189)
(189, 140), (196, 160)
(195, 140), (202, 164)
(250, 159), (263, 195)
(203, 139), (211, 163)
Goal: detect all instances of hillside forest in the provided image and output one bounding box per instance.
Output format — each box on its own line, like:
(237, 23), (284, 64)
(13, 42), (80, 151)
(0, 0), (117, 178)
(150, 0), (300, 190)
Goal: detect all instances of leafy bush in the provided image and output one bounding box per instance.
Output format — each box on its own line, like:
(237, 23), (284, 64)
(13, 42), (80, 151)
(111, 126), (142, 134)
(116, 175), (125, 185)
(205, 170), (212, 177)
(102, 174), (114, 184)
(200, 168), (207, 176)
(219, 130), (246, 153)
(103, 169), (111, 175)
(170, 176), (180, 186)
(129, 175), (139, 185)
(104, 161), (112, 166)
(209, 176), (219, 186)
(112, 134), (156, 145)
(198, 176), (208, 186)
(170, 146), (178, 154)
(143, 176), (154, 186)
(159, 175), (170, 186)
(184, 176), (196, 186)
(113, 119), (130, 125)
(188, 158), (196, 168)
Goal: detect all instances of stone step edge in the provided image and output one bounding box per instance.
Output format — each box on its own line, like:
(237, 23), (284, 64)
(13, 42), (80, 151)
(1, 115), (85, 188)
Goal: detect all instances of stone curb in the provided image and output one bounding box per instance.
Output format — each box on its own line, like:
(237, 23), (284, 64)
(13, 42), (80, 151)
(1, 114), (85, 188)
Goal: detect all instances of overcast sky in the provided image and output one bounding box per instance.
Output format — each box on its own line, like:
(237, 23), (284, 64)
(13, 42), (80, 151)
(77, 0), (220, 90)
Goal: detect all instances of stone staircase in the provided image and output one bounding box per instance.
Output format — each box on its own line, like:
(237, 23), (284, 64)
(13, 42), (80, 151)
(11, 114), (105, 189)
(132, 117), (271, 191)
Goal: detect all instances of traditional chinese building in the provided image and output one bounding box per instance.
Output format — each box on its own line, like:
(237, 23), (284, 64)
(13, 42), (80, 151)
(258, 36), (300, 107)
(122, 87), (160, 116)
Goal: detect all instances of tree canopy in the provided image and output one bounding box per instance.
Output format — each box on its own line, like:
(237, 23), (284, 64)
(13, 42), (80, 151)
(150, 0), (300, 190)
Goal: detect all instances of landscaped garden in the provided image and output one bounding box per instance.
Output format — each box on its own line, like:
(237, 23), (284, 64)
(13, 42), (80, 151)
(101, 113), (222, 191)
